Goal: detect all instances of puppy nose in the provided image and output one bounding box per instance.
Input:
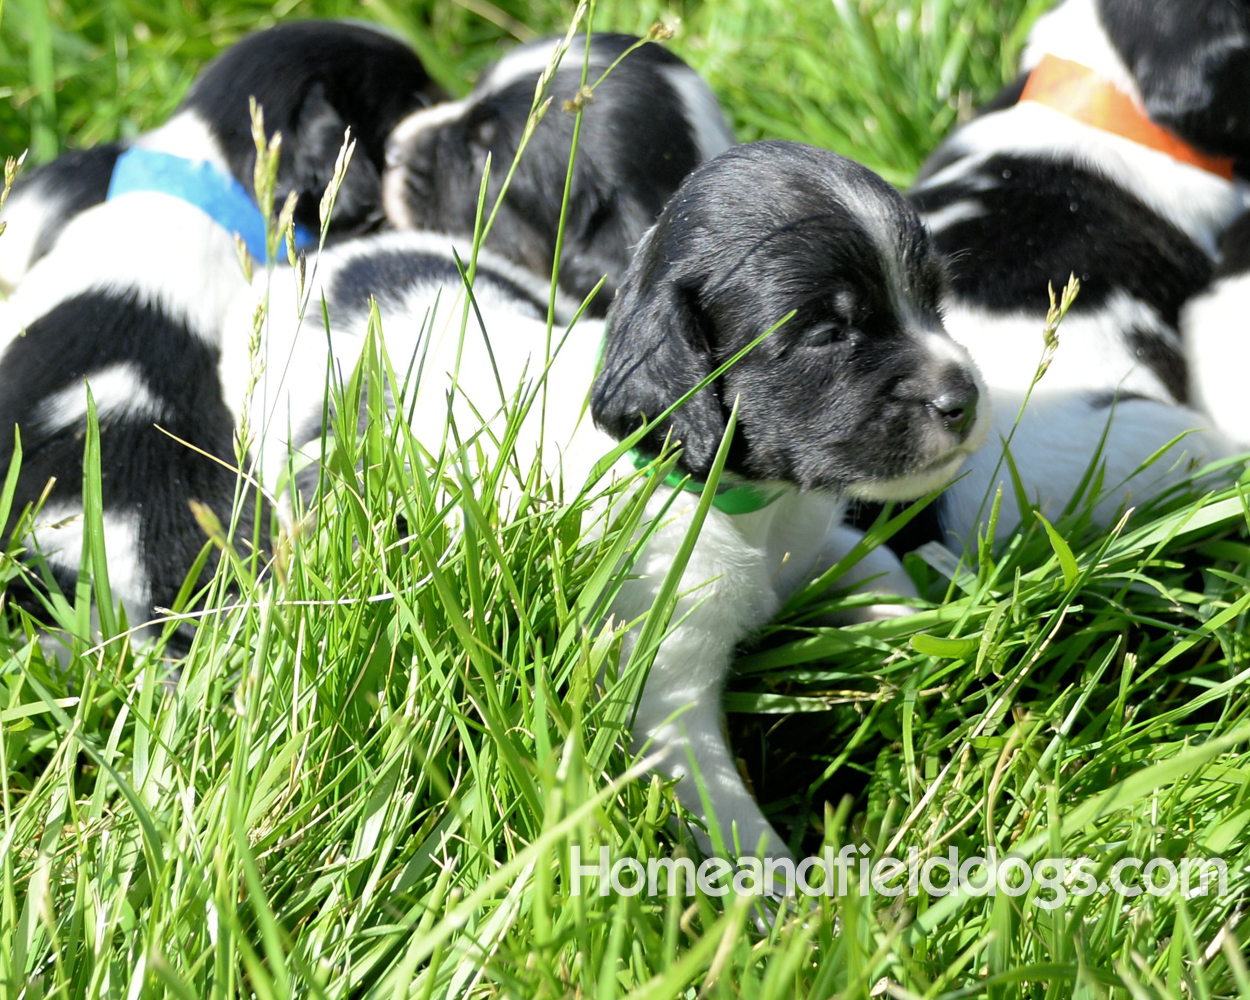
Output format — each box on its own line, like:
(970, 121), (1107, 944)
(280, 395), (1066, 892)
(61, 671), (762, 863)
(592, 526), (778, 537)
(929, 381), (978, 439)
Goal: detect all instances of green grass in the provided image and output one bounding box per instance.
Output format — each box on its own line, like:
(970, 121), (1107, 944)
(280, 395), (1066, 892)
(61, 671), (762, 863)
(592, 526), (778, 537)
(4, 1), (1250, 998)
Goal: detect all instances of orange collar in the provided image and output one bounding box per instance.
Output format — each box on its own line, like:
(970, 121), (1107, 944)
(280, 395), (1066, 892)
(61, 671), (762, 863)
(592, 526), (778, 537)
(1019, 53), (1235, 180)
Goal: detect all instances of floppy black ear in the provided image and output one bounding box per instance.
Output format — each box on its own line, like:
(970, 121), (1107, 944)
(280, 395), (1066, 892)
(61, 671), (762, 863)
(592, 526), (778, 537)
(280, 83), (384, 236)
(1102, 2), (1250, 158)
(1139, 44), (1250, 158)
(591, 264), (727, 477)
(556, 183), (637, 314)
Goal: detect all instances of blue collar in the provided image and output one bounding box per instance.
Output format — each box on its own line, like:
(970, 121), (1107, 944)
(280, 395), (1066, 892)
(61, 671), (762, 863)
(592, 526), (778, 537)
(106, 147), (317, 261)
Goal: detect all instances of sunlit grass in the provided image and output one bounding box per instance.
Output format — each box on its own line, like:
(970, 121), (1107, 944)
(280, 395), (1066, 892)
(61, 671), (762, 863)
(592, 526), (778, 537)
(2, 1), (1250, 997)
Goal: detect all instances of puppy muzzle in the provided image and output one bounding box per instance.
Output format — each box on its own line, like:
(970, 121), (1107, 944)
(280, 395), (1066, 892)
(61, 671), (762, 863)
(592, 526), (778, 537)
(381, 99), (472, 227)
(851, 339), (991, 503)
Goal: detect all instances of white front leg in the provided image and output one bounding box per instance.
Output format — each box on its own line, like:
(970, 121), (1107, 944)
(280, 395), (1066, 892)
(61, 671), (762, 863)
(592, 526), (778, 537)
(630, 634), (788, 861)
(611, 503), (797, 877)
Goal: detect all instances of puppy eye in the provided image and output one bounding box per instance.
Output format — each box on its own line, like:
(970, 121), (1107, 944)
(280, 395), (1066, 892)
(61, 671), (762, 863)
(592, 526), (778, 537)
(804, 320), (846, 346)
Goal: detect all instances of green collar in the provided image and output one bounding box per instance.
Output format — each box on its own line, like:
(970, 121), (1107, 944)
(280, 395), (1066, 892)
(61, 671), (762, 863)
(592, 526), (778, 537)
(626, 448), (784, 515)
(603, 329), (783, 515)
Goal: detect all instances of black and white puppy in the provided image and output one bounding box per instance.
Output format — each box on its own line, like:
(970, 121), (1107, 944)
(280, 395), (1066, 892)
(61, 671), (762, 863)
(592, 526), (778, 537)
(0, 20), (444, 294)
(223, 141), (988, 867)
(1184, 209), (1250, 443)
(382, 32), (735, 314)
(897, 0), (1249, 549)
(0, 21), (441, 638)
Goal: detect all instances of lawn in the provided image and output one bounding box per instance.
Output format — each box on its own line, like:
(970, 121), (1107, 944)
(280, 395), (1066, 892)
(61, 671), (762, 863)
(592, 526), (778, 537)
(2, 1), (1250, 998)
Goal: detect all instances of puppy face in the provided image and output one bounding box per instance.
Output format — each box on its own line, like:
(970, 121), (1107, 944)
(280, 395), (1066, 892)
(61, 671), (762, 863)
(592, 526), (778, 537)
(592, 141), (988, 501)
(382, 33), (734, 313)
(180, 21), (446, 236)
(1097, 0), (1250, 160)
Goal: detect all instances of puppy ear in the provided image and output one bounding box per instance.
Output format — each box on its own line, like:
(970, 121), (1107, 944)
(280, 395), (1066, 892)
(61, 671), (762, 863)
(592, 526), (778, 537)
(591, 265), (727, 477)
(1104, 5), (1250, 157)
(556, 185), (635, 313)
(279, 82), (384, 235)
(1140, 46), (1250, 157)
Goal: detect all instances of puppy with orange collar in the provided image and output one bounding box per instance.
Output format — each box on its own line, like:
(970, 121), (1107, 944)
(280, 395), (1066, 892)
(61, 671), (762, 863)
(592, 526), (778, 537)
(883, 0), (1250, 551)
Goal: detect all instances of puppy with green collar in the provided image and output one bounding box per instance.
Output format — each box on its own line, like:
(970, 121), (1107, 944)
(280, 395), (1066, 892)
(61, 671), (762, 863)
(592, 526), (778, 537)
(222, 141), (989, 878)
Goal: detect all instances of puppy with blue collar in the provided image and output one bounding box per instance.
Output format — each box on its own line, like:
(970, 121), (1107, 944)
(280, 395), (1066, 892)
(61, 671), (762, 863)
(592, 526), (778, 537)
(0, 22), (443, 295)
(222, 141), (989, 873)
(886, 0), (1250, 552)
(0, 21), (440, 642)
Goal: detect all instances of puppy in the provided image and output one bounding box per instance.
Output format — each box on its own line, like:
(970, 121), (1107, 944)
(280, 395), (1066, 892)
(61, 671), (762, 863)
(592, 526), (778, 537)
(895, 0), (1249, 550)
(0, 21), (441, 641)
(1184, 209), (1250, 443)
(0, 20), (444, 295)
(382, 32), (735, 314)
(224, 141), (988, 870)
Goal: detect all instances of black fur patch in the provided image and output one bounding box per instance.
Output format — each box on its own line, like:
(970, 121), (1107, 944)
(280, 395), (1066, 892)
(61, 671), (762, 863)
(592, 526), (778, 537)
(0, 292), (264, 615)
(1086, 389), (1154, 410)
(4, 23), (443, 265)
(847, 499), (946, 552)
(1125, 327), (1189, 402)
(1217, 211), (1250, 278)
(1098, 0), (1250, 161)
(330, 249), (549, 320)
(912, 154), (1213, 326)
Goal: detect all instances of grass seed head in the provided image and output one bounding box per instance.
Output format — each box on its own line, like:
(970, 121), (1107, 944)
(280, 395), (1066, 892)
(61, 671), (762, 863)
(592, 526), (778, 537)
(319, 129), (356, 234)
